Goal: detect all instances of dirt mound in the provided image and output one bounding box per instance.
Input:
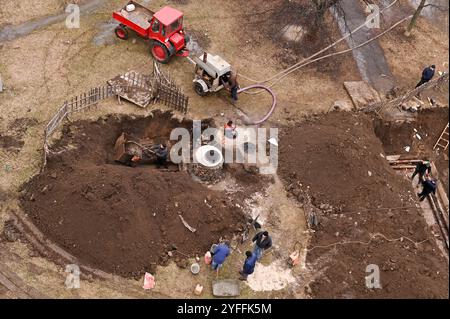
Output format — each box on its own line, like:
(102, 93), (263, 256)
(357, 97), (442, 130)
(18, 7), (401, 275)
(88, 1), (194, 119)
(279, 112), (409, 212)
(279, 111), (448, 298)
(20, 112), (246, 278)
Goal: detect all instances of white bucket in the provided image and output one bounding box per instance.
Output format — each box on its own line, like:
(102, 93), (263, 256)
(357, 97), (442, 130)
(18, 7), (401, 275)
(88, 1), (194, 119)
(126, 4), (136, 12)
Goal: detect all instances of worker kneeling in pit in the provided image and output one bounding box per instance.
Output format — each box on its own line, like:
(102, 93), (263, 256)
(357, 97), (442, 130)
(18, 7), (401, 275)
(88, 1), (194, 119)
(128, 143), (168, 169)
(151, 143), (169, 169)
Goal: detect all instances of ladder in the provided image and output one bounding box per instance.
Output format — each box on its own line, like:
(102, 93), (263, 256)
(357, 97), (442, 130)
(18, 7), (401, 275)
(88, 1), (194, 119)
(434, 123), (449, 151)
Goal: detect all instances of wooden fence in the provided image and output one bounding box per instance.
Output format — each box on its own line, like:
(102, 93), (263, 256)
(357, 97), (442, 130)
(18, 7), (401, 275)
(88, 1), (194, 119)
(43, 64), (189, 167)
(43, 84), (119, 166)
(363, 72), (449, 114)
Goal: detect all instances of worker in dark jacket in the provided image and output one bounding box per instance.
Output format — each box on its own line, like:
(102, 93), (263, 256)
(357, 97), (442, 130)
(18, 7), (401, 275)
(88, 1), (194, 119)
(224, 73), (239, 103)
(417, 177), (437, 202)
(416, 65), (436, 88)
(153, 144), (168, 169)
(239, 251), (257, 281)
(411, 160), (432, 185)
(252, 231), (272, 260)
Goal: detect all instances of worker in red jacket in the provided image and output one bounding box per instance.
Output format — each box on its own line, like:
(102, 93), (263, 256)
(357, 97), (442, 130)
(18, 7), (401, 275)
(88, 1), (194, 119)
(224, 120), (237, 139)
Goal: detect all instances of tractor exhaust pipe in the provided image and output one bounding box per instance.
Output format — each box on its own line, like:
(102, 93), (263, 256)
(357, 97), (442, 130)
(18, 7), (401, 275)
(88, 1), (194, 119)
(203, 52), (207, 63)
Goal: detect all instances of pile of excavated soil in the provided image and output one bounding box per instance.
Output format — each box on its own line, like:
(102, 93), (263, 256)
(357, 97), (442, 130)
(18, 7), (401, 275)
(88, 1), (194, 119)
(20, 112), (246, 278)
(279, 111), (449, 298)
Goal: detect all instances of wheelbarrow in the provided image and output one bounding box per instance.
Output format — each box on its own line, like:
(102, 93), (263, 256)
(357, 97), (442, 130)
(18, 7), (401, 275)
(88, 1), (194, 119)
(113, 132), (157, 165)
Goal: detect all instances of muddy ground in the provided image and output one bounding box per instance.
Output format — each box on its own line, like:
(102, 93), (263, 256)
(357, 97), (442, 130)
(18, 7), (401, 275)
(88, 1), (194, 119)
(279, 111), (448, 298)
(375, 107), (449, 195)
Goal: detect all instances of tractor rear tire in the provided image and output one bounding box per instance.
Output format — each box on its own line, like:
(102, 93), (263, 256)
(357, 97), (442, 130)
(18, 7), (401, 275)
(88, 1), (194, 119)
(150, 41), (172, 64)
(115, 25), (129, 40)
(194, 82), (207, 96)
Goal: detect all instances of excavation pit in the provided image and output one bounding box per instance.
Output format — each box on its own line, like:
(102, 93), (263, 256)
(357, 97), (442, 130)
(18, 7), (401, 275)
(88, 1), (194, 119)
(20, 111), (247, 278)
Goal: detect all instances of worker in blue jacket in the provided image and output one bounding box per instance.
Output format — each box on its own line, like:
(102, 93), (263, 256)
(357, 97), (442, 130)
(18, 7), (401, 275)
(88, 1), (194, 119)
(416, 65), (436, 88)
(239, 251), (258, 281)
(211, 241), (230, 278)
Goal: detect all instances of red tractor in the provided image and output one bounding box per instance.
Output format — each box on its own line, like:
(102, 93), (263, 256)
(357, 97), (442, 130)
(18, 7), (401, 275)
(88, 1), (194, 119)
(113, 1), (189, 63)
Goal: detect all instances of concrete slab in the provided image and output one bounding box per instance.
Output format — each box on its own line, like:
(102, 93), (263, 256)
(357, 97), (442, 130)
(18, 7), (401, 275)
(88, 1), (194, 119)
(344, 81), (381, 109)
(212, 279), (240, 297)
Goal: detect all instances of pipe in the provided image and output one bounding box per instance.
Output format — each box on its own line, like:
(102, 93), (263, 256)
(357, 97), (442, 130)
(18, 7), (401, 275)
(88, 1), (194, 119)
(236, 84), (277, 125)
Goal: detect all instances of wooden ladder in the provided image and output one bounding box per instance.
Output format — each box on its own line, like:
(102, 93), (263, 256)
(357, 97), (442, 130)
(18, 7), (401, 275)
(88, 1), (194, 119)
(434, 123), (449, 151)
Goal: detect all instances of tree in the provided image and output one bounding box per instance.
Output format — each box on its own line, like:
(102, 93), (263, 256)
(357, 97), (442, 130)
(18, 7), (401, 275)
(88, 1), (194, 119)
(405, 0), (448, 36)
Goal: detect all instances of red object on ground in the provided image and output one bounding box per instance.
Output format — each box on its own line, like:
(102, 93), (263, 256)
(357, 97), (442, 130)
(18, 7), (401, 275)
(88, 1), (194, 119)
(204, 251), (212, 265)
(112, 1), (189, 63)
(143, 272), (155, 289)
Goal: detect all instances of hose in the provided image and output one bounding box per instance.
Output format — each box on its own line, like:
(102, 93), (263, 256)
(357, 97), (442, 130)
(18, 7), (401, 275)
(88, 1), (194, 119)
(237, 84), (277, 125)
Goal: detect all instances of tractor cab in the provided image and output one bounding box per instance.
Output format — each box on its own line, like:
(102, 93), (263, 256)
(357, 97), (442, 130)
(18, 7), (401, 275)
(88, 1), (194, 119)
(150, 6), (185, 51)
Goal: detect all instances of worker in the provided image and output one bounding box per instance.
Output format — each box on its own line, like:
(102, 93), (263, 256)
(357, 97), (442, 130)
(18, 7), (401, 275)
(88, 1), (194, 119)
(224, 120), (237, 139)
(152, 144), (168, 169)
(417, 177), (437, 202)
(239, 251), (257, 281)
(411, 160), (432, 185)
(415, 65), (436, 88)
(211, 241), (230, 278)
(129, 155), (141, 167)
(224, 73), (239, 103)
(252, 230), (272, 260)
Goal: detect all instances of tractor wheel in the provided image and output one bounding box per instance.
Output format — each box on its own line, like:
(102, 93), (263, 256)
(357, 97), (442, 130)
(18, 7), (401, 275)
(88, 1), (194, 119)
(194, 82), (207, 96)
(115, 25), (129, 40)
(150, 41), (172, 64)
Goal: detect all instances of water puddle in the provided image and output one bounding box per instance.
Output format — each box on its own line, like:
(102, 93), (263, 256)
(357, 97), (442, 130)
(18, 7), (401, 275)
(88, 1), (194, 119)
(93, 20), (118, 46)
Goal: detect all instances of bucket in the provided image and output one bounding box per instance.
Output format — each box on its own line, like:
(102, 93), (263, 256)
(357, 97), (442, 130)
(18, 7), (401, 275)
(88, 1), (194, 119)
(190, 263), (200, 275)
(126, 4), (136, 12)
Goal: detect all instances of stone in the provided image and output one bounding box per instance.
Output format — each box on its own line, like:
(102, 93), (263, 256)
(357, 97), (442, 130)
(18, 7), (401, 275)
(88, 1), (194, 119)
(212, 279), (240, 297)
(3, 227), (18, 242)
(331, 100), (353, 112)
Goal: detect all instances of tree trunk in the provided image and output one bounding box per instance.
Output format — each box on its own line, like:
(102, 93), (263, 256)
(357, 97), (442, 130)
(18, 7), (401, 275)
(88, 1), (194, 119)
(405, 0), (427, 37)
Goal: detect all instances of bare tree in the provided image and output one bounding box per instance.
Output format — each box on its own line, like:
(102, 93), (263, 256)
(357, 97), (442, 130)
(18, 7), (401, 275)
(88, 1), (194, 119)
(405, 0), (448, 36)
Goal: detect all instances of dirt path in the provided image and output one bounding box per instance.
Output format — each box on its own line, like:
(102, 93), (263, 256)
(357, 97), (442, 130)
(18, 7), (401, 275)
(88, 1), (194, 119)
(0, 0), (105, 43)
(334, 0), (396, 93)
